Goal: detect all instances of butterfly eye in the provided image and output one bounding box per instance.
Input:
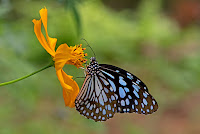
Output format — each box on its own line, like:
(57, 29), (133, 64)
(75, 61), (158, 122)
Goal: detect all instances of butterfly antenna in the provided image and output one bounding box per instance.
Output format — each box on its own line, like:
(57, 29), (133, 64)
(81, 38), (96, 58)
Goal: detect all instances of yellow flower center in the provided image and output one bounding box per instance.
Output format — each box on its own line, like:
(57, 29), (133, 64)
(66, 44), (87, 68)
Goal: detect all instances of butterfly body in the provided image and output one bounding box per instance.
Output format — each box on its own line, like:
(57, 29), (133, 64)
(75, 57), (158, 122)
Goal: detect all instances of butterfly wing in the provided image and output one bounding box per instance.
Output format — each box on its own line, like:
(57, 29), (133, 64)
(75, 64), (158, 122)
(99, 64), (158, 114)
(75, 73), (118, 121)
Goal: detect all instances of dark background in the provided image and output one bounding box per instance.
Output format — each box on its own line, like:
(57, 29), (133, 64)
(0, 0), (200, 134)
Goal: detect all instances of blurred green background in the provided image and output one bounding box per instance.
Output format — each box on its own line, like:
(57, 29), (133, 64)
(0, 0), (200, 134)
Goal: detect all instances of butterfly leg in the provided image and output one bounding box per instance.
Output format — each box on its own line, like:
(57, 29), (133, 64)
(73, 76), (86, 80)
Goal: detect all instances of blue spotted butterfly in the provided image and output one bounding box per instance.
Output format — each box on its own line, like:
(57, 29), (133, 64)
(75, 57), (158, 121)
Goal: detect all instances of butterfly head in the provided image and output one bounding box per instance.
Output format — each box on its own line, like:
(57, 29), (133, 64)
(90, 57), (96, 62)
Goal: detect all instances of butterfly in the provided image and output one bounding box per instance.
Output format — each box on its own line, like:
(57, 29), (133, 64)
(75, 57), (158, 122)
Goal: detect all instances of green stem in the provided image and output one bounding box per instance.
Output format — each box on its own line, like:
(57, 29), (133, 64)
(0, 63), (54, 87)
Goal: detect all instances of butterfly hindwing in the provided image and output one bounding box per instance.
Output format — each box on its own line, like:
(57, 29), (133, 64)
(75, 73), (117, 121)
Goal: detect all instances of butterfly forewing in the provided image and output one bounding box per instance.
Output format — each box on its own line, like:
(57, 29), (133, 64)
(99, 64), (158, 114)
(75, 58), (158, 122)
(100, 64), (149, 92)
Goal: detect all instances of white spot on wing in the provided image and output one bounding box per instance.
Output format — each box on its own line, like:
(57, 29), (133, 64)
(89, 105), (93, 110)
(108, 79), (116, 92)
(119, 87), (126, 98)
(121, 100), (125, 106)
(127, 108), (130, 112)
(108, 104), (111, 110)
(136, 79), (141, 84)
(141, 103), (144, 108)
(116, 70), (120, 73)
(102, 90), (108, 102)
(86, 103), (90, 108)
(125, 98), (130, 105)
(104, 87), (109, 93)
(119, 76), (127, 86)
(132, 83), (140, 92)
(112, 108), (115, 112)
(101, 70), (115, 79)
(133, 90), (140, 98)
(103, 109), (106, 115)
(96, 108), (99, 113)
(124, 87), (129, 93)
(134, 100), (138, 105)
(143, 92), (148, 98)
(128, 95), (132, 99)
(99, 107), (102, 111)
(127, 72), (133, 80)
(150, 105), (153, 110)
(143, 98), (148, 105)
(114, 94), (118, 100)
(111, 95), (115, 101)
(132, 104), (134, 109)
(152, 100), (156, 105)
(99, 95), (104, 106)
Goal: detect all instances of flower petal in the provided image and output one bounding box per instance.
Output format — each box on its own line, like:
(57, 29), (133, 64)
(56, 69), (79, 107)
(40, 8), (57, 54)
(32, 8), (57, 57)
(54, 44), (73, 70)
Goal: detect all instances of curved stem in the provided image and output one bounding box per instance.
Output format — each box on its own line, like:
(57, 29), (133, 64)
(0, 63), (54, 87)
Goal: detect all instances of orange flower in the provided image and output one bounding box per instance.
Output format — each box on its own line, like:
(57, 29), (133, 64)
(32, 8), (87, 107)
